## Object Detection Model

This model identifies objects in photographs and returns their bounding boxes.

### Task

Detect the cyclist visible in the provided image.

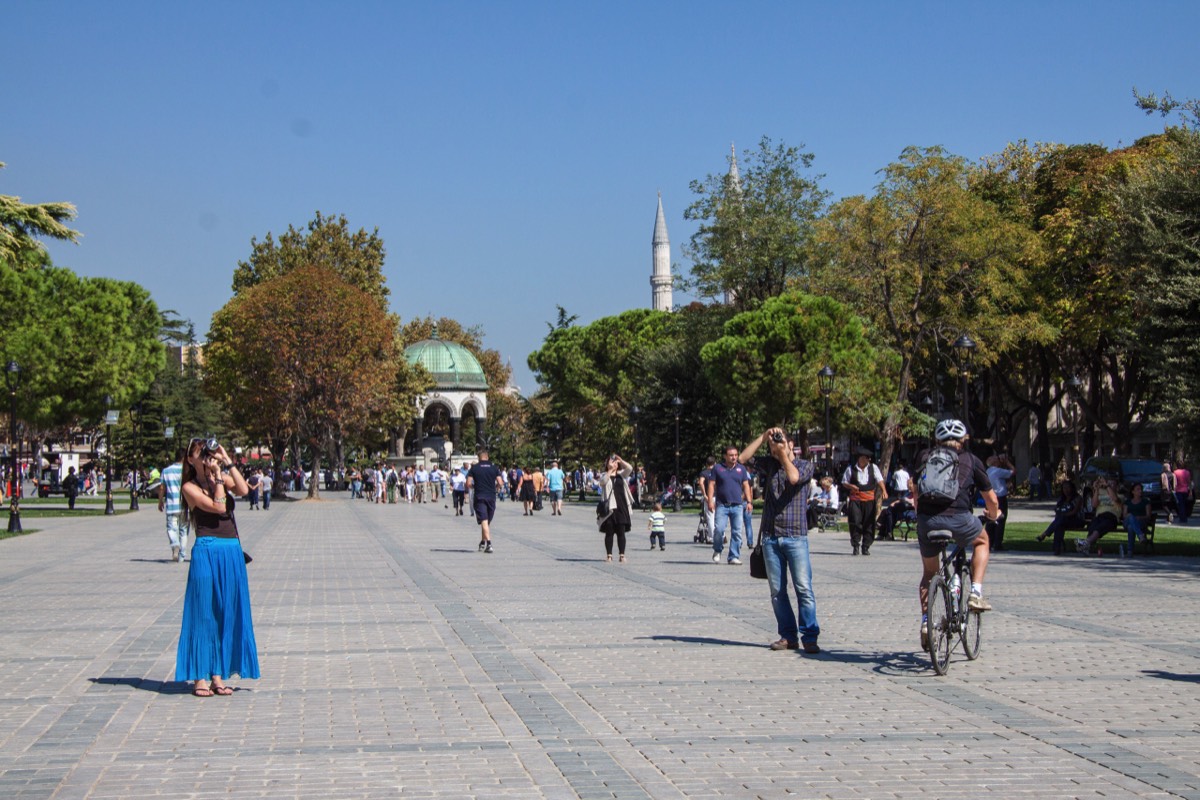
[915,419,1001,647]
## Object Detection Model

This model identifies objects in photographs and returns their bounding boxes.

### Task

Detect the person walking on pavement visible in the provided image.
[62,466,80,510]
[467,448,505,553]
[545,460,566,515]
[158,448,186,562]
[842,447,887,555]
[740,427,821,654]
[707,445,751,565]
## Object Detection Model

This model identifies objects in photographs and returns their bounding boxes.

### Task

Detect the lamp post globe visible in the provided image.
[671,396,683,512]
[818,365,836,476]
[103,395,118,515]
[576,416,585,502]
[6,360,21,534]
[953,334,977,424]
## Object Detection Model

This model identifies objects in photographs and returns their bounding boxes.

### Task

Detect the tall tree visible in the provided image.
[0,162,81,268]
[684,136,829,308]
[206,265,399,498]
[812,145,1045,472]
[232,211,389,305]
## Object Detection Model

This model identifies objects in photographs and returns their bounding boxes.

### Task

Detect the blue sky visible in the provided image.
[4,1,1198,394]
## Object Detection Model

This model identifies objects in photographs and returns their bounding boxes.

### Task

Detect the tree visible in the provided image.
[812,146,1045,472]
[205,265,400,498]
[1118,116,1200,450]
[0,162,81,268]
[684,137,829,308]
[699,292,894,448]
[232,211,389,305]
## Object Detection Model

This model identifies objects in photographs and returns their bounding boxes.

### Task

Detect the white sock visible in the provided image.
[971,582,983,595]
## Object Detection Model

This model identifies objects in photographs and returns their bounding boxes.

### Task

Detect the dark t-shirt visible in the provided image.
[710,462,750,504]
[915,448,991,516]
[468,461,502,500]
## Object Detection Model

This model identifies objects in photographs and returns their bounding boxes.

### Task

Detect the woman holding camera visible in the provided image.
[1075,477,1122,555]
[597,454,634,562]
[175,438,260,697]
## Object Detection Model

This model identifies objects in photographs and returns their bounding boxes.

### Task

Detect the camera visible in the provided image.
[770,432,786,444]
[201,437,220,456]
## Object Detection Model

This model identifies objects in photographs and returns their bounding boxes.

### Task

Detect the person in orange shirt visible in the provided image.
[841,447,888,556]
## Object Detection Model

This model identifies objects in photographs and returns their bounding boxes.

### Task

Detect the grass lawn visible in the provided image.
[1000,521,1200,557]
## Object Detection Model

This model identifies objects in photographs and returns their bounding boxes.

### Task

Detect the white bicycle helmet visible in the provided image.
[935,418,968,442]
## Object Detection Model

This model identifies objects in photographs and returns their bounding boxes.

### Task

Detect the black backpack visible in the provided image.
[918,447,961,503]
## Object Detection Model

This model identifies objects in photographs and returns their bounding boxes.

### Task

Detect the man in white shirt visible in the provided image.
[892,461,911,499]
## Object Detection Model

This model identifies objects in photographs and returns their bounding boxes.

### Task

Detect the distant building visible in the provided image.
[165,343,205,370]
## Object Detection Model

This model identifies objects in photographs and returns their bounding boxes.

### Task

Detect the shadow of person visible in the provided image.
[638,634,764,648]
[1141,669,1200,683]
[89,677,192,694]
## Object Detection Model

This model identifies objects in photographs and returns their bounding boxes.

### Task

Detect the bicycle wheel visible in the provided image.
[959,565,982,660]
[927,573,953,675]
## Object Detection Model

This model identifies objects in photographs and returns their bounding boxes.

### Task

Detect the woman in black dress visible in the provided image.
[597,454,634,562]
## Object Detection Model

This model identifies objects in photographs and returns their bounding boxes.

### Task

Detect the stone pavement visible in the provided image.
[1,494,1198,799]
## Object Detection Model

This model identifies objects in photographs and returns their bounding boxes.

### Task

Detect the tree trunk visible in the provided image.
[308,449,321,499]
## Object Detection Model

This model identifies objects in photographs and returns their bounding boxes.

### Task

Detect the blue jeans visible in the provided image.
[763,535,819,645]
[743,504,754,548]
[713,502,745,560]
[1175,492,1190,523]
[1125,514,1148,550]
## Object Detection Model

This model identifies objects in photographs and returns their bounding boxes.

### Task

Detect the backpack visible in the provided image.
[918,447,961,503]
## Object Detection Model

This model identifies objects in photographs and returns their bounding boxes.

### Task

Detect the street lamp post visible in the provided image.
[576,416,585,502]
[629,404,641,509]
[953,334,977,426]
[818,365,836,477]
[671,397,683,512]
[1067,376,1083,475]
[129,402,142,511]
[6,360,21,533]
[104,395,119,516]
[163,416,174,452]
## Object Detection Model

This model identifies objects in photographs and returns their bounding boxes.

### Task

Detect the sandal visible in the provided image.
[192,685,214,697]
[211,684,233,696]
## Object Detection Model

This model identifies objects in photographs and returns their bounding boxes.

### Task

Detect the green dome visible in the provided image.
[404,329,489,391]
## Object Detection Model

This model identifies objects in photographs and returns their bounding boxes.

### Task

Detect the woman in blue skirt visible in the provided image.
[176,438,259,697]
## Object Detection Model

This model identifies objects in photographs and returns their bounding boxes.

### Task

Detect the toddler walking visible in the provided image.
[648,502,666,551]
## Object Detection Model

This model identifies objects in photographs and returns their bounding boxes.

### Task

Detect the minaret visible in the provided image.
[724,143,741,306]
[651,192,673,312]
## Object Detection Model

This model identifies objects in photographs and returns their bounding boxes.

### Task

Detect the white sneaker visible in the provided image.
[712,553,721,563]
[728,558,742,565]
[1074,538,1089,554]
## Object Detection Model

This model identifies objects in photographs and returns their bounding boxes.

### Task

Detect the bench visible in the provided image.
[1065,513,1157,555]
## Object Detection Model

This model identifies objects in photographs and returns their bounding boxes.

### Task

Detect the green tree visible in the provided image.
[812,146,1045,471]
[232,211,389,305]
[0,162,81,268]
[206,265,400,498]
[684,136,829,308]
[1118,114,1200,449]
[699,292,893,448]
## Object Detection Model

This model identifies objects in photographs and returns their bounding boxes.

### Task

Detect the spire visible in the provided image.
[430,322,439,340]
[652,192,669,246]
[727,142,742,193]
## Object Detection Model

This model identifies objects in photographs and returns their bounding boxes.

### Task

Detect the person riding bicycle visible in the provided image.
[915,419,1001,646]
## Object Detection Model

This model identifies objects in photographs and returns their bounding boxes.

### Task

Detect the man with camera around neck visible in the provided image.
[739,428,821,654]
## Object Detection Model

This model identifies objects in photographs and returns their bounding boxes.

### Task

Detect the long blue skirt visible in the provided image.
[175,536,261,681]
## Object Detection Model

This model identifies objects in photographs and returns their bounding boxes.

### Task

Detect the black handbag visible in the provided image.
[749,540,767,579]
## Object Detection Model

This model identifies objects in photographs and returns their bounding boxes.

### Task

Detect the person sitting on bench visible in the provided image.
[1037,479,1086,555]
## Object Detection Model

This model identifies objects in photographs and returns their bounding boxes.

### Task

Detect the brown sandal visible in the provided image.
[211,684,233,696]
[192,685,214,697]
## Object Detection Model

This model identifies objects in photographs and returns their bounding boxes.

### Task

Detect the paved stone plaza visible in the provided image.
[1,495,1198,799]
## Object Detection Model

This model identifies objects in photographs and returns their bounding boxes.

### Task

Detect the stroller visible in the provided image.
[693,507,712,543]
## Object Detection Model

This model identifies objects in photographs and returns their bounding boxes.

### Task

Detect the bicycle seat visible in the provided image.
[926,529,954,544]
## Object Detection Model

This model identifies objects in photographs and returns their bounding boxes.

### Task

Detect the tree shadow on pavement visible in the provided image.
[639,635,764,648]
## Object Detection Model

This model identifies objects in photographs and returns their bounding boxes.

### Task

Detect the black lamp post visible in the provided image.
[104,395,119,515]
[629,404,641,509]
[953,334,976,424]
[6,360,21,533]
[576,416,585,502]
[1067,376,1083,474]
[671,396,683,512]
[129,402,142,511]
[818,365,836,476]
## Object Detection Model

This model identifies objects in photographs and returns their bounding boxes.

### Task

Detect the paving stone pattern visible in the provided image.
[1,495,1198,799]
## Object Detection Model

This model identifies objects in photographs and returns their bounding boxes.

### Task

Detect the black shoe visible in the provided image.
[852,547,860,556]
[484,543,493,554]
[802,641,821,654]
[478,540,486,551]
[861,549,870,556]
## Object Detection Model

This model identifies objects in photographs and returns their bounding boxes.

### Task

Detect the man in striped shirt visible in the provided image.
[157,448,186,563]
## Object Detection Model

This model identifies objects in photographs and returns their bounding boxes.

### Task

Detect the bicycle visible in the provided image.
[923,529,982,675]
